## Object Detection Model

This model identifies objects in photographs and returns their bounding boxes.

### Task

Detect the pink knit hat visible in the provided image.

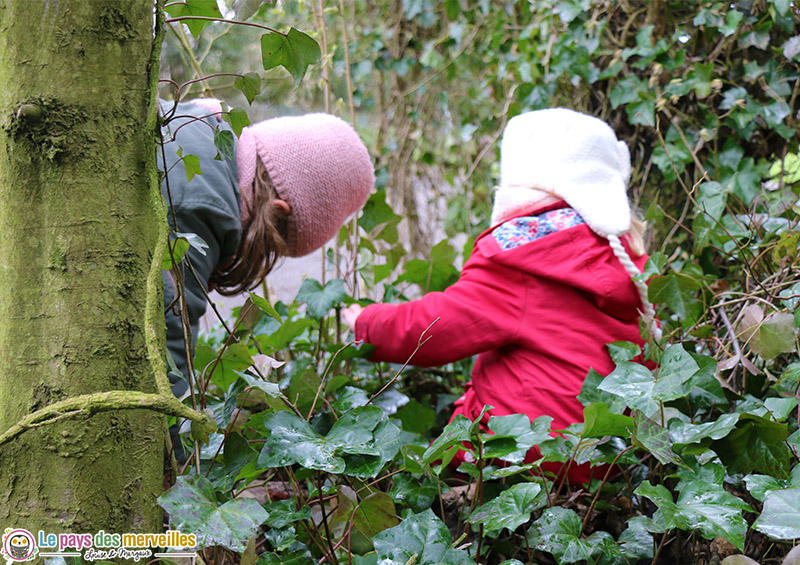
[237,114,374,257]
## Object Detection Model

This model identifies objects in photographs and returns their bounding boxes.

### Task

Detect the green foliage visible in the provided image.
[372,509,475,565]
[527,507,613,564]
[157,475,268,552]
[468,483,547,534]
[295,278,347,319]
[158,0,800,563]
[636,477,752,551]
[260,27,321,84]
[164,0,222,37]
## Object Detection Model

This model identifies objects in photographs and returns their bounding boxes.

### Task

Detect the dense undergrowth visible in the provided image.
[156,1,800,564]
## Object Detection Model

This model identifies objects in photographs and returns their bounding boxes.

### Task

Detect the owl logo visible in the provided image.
[1,528,38,562]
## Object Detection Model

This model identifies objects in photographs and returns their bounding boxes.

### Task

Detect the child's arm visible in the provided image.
[351,250,525,366]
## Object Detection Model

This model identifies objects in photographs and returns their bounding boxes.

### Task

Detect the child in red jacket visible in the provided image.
[343,108,658,484]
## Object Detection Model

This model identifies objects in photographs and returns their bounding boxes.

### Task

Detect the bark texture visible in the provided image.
[0,1,164,531]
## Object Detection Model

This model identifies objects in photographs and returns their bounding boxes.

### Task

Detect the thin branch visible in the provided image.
[307,341,355,420]
[365,318,439,405]
[166,15,282,34]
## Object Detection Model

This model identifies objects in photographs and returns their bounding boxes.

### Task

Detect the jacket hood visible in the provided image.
[475,201,646,321]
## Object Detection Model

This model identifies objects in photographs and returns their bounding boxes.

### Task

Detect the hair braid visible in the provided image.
[606,234,661,340]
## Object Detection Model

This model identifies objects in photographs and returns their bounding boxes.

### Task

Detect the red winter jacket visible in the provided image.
[355,201,646,484]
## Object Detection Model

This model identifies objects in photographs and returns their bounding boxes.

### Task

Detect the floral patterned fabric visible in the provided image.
[492,207,586,251]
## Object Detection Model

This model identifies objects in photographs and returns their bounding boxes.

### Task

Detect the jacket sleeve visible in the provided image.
[160,100,242,396]
[355,248,525,366]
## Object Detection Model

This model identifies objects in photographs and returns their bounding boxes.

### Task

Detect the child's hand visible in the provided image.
[342,304,363,332]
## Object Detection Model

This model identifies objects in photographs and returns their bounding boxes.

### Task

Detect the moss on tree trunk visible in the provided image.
[0,1,164,532]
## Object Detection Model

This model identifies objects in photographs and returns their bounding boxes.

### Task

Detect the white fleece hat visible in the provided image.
[492,108,632,237]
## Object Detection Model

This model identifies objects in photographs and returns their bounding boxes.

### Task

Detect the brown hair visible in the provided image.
[210,158,288,295]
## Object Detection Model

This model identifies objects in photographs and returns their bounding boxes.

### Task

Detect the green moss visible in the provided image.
[5,96,90,162]
[0,0,167,539]
[48,247,67,271]
[97,7,138,40]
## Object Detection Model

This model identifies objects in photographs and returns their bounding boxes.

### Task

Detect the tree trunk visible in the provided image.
[0,0,164,532]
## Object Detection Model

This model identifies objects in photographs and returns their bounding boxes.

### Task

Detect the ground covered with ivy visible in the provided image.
[157,0,799,563]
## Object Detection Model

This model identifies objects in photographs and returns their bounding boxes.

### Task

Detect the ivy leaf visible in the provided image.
[398,240,460,292]
[263,498,312,529]
[635,479,750,550]
[616,519,655,562]
[752,487,800,539]
[649,273,703,324]
[262,318,315,351]
[353,492,400,540]
[744,474,793,503]
[222,107,250,137]
[720,10,743,37]
[248,292,282,323]
[261,27,321,84]
[332,385,369,413]
[711,413,792,479]
[578,368,627,413]
[395,398,436,435]
[178,151,202,182]
[234,72,262,105]
[606,341,641,364]
[372,509,475,565]
[171,232,208,261]
[358,190,402,243]
[162,236,191,270]
[752,312,796,359]
[238,372,285,399]
[257,411,342,472]
[296,278,347,319]
[652,344,703,403]
[485,413,551,463]
[597,362,659,418]
[609,76,645,108]
[206,343,253,391]
[527,507,610,563]
[783,35,800,61]
[632,412,684,467]
[469,483,547,534]
[390,474,441,513]
[669,413,740,445]
[223,432,256,475]
[164,0,222,38]
[214,128,234,160]
[422,414,475,466]
[582,402,634,438]
[691,62,715,97]
[771,0,791,15]
[257,407,398,477]
[633,482,679,529]
[158,475,268,552]
[627,98,655,127]
[326,406,383,450]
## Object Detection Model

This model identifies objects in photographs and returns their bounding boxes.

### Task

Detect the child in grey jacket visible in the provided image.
[159,98,373,411]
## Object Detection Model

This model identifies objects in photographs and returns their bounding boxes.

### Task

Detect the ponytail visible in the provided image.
[210,159,288,295]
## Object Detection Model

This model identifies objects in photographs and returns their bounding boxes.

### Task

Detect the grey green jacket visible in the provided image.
[159,100,242,397]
